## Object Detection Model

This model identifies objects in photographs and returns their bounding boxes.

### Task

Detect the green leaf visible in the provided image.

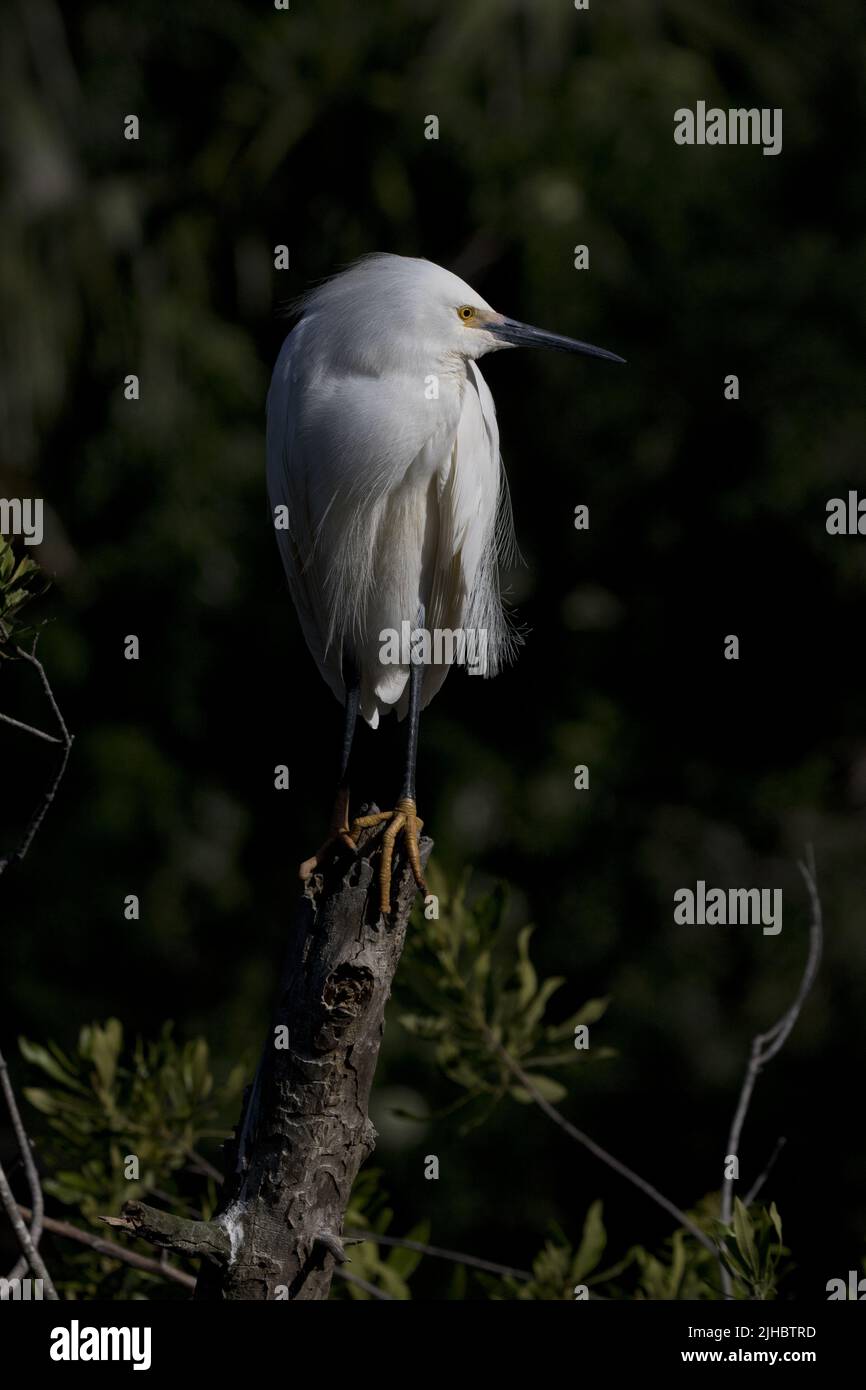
[398,1013,447,1039]
[89,1019,123,1094]
[572,1200,607,1282]
[668,1229,687,1296]
[376,1262,411,1300]
[509,1074,567,1104]
[545,997,610,1041]
[514,927,538,1008]
[472,949,491,983]
[12,555,38,584]
[386,1220,430,1280]
[22,1087,62,1115]
[19,1038,89,1093]
[733,1197,759,1277]
[518,975,565,1033]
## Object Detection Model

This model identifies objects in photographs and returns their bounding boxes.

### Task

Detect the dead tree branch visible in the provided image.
[19,1204,196,1290]
[107,815,431,1300]
[0,637,73,877]
[1,1046,46,1283]
[0,636,71,1296]
[100,1200,231,1264]
[0,1159,58,1298]
[719,846,823,1295]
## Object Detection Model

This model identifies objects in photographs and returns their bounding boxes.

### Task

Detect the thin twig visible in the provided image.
[486,1030,718,1258]
[19,639,71,740]
[719,847,823,1296]
[0,1047,45,1282]
[0,1161,58,1298]
[743,1136,787,1208]
[185,1148,224,1185]
[0,638,73,876]
[333,1266,394,1300]
[345,1229,532,1281]
[0,711,61,744]
[16,1205,195,1289]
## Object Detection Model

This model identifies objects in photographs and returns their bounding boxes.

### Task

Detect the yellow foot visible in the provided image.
[298,826,357,881]
[299,786,357,880]
[350,797,427,915]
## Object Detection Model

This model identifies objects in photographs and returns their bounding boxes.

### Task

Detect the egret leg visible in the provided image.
[298,659,361,880]
[350,615,428,914]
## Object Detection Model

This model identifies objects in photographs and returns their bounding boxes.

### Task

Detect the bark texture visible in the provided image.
[111,813,431,1300]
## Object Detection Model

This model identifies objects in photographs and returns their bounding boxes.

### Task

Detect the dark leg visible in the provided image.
[330,653,361,835]
[351,608,428,912]
[298,650,361,880]
[399,631,423,802]
[339,671,360,785]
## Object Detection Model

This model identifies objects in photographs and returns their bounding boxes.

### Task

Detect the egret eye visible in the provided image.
[458,305,475,322]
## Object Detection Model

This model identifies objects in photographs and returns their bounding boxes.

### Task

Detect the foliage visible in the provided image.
[21,1019,244,1223]
[482,1195,790,1302]
[398,867,614,1119]
[17,883,790,1301]
[337,1168,429,1301]
[0,535,45,655]
[717,1198,789,1302]
[19,1022,427,1300]
[17,1008,792,1302]
[481,1202,612,1301]
[398,874,791,1300]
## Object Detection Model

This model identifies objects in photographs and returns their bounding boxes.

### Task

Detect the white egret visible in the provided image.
[266,253,624,912]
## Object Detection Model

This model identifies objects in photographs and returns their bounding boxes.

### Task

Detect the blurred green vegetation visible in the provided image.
[2,0,865,1297]
[15,887,793,1300]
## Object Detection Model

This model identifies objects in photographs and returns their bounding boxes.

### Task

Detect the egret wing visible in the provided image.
[420,360,519,710]
[266,315,465,717]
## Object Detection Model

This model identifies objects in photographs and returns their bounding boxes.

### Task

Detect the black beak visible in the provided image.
[486,315,626,364]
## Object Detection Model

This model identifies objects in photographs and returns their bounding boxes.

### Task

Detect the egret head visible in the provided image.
[444,289,625,368]
[461,305,626,365]
[297,254,625,372]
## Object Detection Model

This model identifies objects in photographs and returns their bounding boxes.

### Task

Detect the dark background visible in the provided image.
[1,0,864,1297]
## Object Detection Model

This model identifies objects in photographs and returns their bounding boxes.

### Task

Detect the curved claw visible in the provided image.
[314,800,428,914]
[299,783,358,880]
[351,798,427,914]
[298,824,356,881]
[379,812,407,914]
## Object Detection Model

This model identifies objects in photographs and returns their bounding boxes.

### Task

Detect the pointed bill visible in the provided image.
[486,315,626,364]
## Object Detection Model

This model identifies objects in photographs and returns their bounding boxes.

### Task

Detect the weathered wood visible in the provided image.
[182,812,432,1300]
[102,1201,230,1265]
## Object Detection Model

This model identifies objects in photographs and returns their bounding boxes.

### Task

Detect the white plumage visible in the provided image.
[266,254,519,726]
[266,253,623,905]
